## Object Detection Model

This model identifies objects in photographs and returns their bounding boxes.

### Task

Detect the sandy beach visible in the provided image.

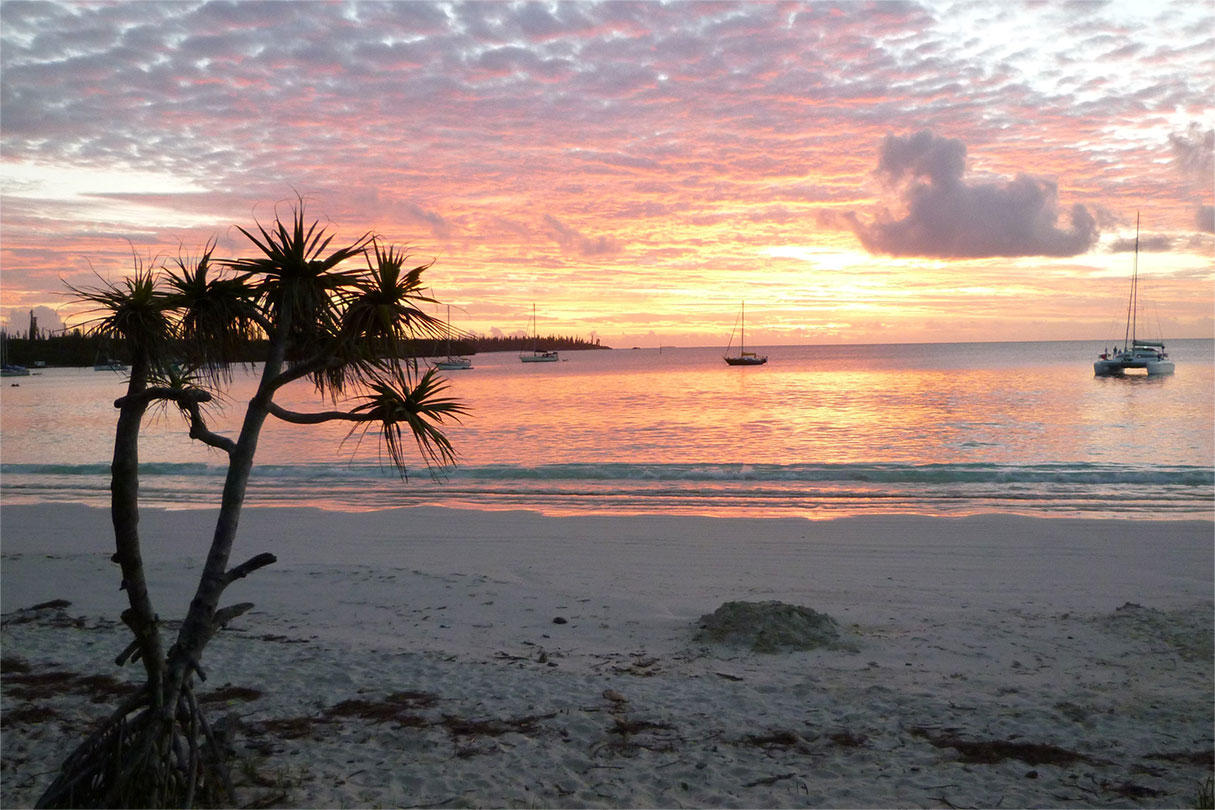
[2,504,1211,808]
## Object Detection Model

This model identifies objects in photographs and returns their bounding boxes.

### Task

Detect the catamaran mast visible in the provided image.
[1132,213,1139,346]
[1123,213,1139,350]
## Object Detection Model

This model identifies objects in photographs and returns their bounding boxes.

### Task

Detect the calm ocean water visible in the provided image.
[2,340,1212,519]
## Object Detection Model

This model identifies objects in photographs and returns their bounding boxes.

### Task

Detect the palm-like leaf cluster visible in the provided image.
[68,260,174,374]
[229,203,368,391]
[163,240,260,385]
[69,197,465,477]
[348,369,468,473]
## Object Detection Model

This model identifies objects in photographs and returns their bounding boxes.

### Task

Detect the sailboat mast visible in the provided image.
[1123,213,1139,350]
[1131,213,1139,345]
[741,301,745,354]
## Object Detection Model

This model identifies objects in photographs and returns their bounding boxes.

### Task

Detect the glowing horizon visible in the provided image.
[1,1,1211,348]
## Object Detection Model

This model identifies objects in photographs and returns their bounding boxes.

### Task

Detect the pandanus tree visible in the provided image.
[39,201,466,808]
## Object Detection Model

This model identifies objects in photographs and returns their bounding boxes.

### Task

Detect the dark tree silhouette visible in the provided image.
[38,200,467,808]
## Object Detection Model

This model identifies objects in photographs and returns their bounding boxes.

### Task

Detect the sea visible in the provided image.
[1,339,1212,520]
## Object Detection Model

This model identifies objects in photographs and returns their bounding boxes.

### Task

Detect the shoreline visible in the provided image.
[3,505,1212,807]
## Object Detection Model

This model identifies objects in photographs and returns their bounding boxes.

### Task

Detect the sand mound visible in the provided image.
[1099,601,1214,662]
[693,600,855,653]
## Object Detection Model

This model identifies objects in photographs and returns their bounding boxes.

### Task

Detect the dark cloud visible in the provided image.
[1168,124,1214,233]
[543,214,620,257]
[846,131,1099,258]
[1169,125,1214,182]
[1197,205,1215,234]
[1109,234,1175,252]
[1171,125,1215,180]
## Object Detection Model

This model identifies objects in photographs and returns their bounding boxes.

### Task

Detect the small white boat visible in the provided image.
[94,360,127,372]
[723,301,767,366]
[1094,214,1174,377]
[434,306,473,370]
[520,304,559,363]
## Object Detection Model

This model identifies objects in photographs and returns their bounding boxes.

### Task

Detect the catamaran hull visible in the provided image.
[1094,358,1175,376]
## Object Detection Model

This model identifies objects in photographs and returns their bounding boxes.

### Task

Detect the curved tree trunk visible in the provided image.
[166,325,289,709]
[108,349,166,698]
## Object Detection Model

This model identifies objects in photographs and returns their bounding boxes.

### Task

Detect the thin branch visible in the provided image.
[211,603,254,631]
[114,387,212,410]
[266,351,344,392]
[183,401,237,454]
[220,553,276,589]
[115,638,143,667]
[266,401,372,425]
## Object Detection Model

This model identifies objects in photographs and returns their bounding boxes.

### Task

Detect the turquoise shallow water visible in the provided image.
[2,339,1211,518]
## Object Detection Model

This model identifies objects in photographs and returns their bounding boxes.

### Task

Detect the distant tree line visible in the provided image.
[466,334,609,354]
[1,331,609,367]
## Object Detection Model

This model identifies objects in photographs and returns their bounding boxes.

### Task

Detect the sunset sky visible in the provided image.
[1,0,1212,348]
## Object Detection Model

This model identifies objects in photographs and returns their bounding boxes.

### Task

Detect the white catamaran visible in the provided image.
[1094,214,1174,377]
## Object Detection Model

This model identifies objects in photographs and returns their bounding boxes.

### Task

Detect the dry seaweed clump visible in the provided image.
[694,600,856,653]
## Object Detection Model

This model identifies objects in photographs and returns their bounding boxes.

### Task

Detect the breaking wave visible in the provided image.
[3,460,1211,519]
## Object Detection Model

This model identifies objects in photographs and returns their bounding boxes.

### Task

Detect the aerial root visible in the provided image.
[35,682,235,809]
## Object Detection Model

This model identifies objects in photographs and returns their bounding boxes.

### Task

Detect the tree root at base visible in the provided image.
[36,682,235,809]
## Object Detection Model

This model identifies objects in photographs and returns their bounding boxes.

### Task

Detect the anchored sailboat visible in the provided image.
[520,303,559,363]
[1094,214,1174,377]
[723,301,767,366]
[1,333,30,377]
[434,305,473,370]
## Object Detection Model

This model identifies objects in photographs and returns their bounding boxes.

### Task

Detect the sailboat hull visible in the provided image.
[1094,357,1174,376]
[1095,214,1175,377]
[521,352,559,363]
[723,301,766,366]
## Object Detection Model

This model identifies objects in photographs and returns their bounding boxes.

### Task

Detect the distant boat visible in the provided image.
[434,305,473,371]
[93,339,127,372]
[520,303,559,363]
[723,301,767,366]
[1094,214,1174,377]
[1,334,29,377]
